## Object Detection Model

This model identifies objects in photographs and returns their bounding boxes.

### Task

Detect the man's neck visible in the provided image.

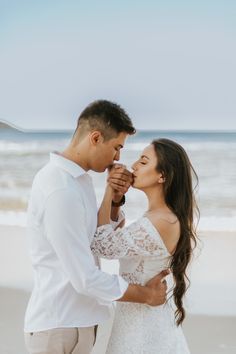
[60,148,89,172]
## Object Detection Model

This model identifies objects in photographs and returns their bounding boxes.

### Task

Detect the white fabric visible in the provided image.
[24,152,128,332]
[91,217,190,354]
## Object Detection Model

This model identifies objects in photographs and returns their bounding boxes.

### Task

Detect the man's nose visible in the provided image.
[114,151,120,161]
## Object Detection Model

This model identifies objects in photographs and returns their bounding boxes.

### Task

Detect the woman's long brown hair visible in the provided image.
[152,138,199,326]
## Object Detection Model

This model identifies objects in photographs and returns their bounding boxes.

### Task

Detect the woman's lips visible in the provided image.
[131,175,137,185]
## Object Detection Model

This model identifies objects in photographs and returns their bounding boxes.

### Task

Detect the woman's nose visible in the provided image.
[131,162,137,170]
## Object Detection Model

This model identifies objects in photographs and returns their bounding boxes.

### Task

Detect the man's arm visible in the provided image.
[44,188,128,305]
[119,270,169,306]
[44,188,168,307]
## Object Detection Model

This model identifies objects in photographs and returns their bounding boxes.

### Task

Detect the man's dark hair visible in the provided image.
[75,100,136,140]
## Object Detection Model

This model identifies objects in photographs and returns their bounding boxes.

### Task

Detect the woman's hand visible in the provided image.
[108,164,133,203]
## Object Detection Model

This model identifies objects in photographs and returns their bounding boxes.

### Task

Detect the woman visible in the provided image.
[91,138,199,354]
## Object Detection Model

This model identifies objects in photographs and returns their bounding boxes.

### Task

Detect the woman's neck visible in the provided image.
[144,187,167,213]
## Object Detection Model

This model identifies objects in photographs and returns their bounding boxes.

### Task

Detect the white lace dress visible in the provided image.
[91,216,190,354]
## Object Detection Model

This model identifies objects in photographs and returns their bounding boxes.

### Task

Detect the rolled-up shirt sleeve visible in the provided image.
[43,188,128,305]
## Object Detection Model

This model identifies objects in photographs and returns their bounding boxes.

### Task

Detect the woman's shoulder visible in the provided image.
[145,212,180,255]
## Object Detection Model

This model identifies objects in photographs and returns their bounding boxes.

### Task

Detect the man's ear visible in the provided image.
[89,131,104,146]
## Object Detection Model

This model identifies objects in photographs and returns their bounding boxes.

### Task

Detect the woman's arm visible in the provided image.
[91,216,168,260]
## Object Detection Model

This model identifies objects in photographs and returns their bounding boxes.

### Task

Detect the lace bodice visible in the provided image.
[91,216,171,285]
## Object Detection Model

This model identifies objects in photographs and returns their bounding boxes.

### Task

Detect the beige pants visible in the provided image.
[24,326,96,354]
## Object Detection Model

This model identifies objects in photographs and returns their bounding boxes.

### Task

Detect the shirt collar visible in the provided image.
[50,152,88,178]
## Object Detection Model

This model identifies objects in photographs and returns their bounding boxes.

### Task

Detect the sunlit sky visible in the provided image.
[1,0,236,131]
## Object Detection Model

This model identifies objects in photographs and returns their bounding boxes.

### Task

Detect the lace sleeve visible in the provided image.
[91,217,169,259]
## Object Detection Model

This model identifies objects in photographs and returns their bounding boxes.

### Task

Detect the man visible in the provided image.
[24,100,169,354]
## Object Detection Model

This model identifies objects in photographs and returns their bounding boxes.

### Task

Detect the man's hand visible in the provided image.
[145,269,170,306]
[108,164,133,203]
[118,269,170,306]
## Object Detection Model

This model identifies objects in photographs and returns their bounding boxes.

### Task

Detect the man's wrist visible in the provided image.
[117,284,147,304]
[111,195,126,207]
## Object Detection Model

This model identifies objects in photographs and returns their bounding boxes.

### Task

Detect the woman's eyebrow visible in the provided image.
[141,155,150,159]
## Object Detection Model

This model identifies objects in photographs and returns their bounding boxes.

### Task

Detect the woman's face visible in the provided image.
[132,144,163,190]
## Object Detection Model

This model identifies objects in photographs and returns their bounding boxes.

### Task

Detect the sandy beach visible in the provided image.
[1,287,236,354]
[0,225,236,354]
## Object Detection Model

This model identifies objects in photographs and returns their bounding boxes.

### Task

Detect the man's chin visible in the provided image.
[92,165,107,173]
[98,167,107,172]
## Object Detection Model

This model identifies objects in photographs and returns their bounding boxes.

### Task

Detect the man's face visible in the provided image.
[92,132,128,172]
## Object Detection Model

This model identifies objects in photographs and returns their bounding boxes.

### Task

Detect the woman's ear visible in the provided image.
[158,173,165,184]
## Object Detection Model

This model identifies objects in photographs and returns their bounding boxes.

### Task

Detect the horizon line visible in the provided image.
[0,120,236,134]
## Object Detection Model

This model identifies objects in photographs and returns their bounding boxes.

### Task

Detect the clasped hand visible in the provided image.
[107,164,133,202]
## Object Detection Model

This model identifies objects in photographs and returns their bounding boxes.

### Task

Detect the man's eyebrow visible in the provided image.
[141,155,150,159]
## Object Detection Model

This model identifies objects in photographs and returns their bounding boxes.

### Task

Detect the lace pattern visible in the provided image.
[106,302,190,354]
[91,217,170,260]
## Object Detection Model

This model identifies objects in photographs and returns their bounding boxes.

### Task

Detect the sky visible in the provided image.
[0,0,236,131]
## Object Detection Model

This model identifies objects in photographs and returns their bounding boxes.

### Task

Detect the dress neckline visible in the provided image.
[141,216,172,256]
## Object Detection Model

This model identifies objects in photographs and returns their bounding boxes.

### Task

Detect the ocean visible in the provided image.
[1,127,236,231]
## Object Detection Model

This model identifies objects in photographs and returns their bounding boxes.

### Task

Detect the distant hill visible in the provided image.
[0,121,17,130]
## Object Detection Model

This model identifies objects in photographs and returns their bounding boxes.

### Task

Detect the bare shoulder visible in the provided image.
[147,212,180,255]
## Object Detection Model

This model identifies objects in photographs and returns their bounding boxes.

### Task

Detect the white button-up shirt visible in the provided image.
[24,152,128,332]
